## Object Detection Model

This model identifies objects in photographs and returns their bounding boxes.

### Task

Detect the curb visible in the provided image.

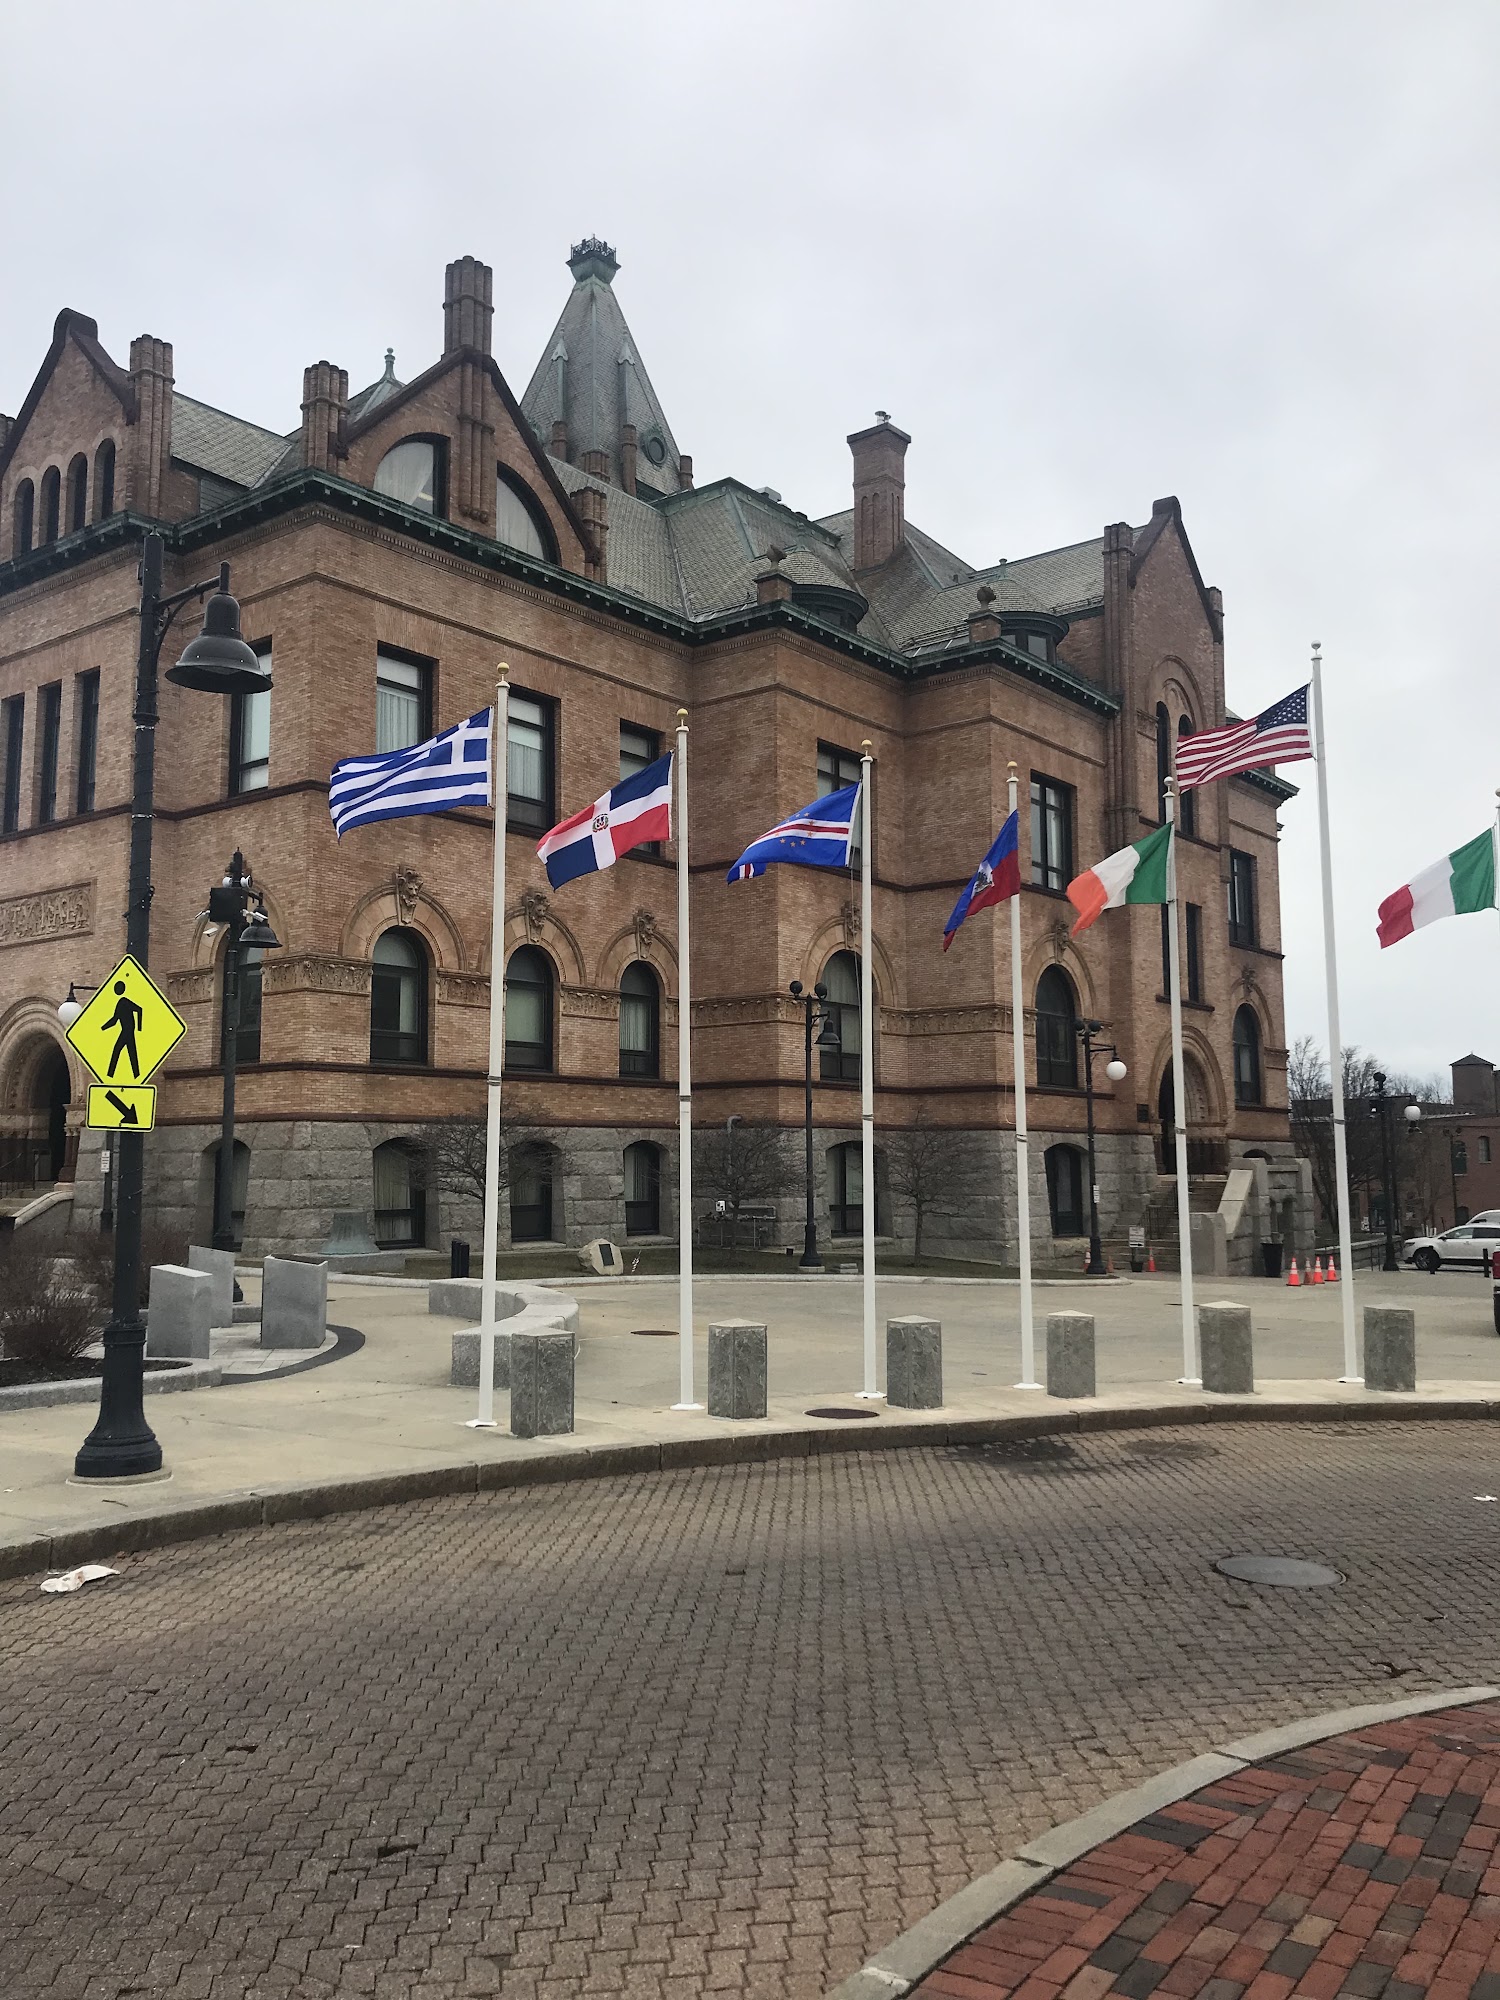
[825,1685,1500,1998]
[0,1357,223,1412]
[4,1393,1499,1583]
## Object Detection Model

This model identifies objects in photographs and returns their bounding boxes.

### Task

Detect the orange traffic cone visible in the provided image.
[1311,1256,1325,1284]
[1146,1248,1157,1272]
[1326,1255,1339,1284]
[1287,1256,1301,1287]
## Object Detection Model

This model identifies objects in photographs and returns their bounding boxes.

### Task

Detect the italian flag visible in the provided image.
[1377,828,1496,948]
[1066,823,1172,936]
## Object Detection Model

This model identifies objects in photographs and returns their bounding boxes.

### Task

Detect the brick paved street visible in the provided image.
[914,1700,1500,2000]
[4,1422,1500,1999]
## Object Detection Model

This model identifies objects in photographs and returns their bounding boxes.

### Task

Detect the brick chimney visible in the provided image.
[620,422,638,497]
[967,584,1002,644]
[300,361,348,471]
[755,548,793,604]
[574,483,609,584]
[848,412,909,571]
[443,256,494,355]
[127,336,173,517]
[678,454,693,490]
[549,419,569,460]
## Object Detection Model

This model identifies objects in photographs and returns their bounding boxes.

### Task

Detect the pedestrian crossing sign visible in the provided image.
[65,954,186,1087]
[87,1085,158,1131]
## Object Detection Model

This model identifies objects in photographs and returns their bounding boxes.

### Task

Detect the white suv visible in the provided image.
[1402,1222,1500,1273]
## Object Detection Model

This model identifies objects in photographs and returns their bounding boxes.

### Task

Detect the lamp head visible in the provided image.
[789,979,803,998]
[166,588,270,694]
[238,906,281,952]
[1105,1057,1128,1083]
[816,1012,842,1053]
[57,983,83,1028]
[1404,1102,1422,1125]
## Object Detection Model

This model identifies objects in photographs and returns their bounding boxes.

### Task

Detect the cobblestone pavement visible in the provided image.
[4,1422,1500,2000]
[915,1699,1500,2000]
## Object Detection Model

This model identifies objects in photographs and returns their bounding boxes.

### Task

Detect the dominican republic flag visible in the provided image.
[1377,828,1496,948]
[538,753,673,889]
[943,811,1020,951]
[329,708,492,838]
[1066,823,1172,935]
[1175,684,1314,791]
[727,783,860,881]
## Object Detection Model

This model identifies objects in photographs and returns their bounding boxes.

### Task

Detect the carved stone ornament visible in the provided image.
[632,907,658,959]
[165,968,215,1006]
[519,889,549,943]
[261,953,372,997]
[841,900,860,950]
[0,882,93,950]
[1048,918,1070,961]
[393,864,422,927]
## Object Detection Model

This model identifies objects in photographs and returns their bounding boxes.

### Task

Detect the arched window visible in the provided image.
[624,1141,662,1235]
[1233,1006,1262,1107]
[93,440,115,520]
[373,1140,426,1248]
[222,943,264,1066]
[1034,967,1079,1088]
[39,467,60,544]
[619,961,660,1078]
[1044,1144,1086,1237]
[66,454,88,534]
[1177,716,1196,837]
[495,466,556,562]
[819,950,863,1084]
[12,479,33,556]
[370,928,427,1065]
[374,437,445,515]
[510,1142,555,1243]
[207,1137,251,1249]
[504,945,554,1073]
[1156,703,1171,823]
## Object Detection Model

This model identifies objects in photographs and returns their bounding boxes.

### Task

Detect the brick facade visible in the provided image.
[0,248,1299,1264]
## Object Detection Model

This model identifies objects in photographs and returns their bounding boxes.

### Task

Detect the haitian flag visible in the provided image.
[537,753,673,889]
[943,811,1021,951]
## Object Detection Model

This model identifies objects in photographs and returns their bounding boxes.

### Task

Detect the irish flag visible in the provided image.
[1066,823,1172,935]
[1377,829,1496,948]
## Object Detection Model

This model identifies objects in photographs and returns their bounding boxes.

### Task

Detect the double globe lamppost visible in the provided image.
[788,979,843,1273]
[1076,1018,1128,1278]
[1369,1070,1422,1273]
[61,531,270,1481]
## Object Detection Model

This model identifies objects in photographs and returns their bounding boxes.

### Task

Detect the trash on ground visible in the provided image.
[41,1563,119,1594]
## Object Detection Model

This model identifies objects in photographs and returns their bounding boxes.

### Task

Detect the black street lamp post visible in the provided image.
[207,851,280,1257]
[72,532,270,1481]
[789,979,842,1272]
[1369,1071,1422,1273]
[1076,1018,1128,1277]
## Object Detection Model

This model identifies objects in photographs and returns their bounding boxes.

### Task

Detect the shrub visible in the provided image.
[0,1232,105,1368]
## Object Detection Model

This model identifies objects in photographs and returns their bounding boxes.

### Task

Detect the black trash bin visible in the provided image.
[1260,1240,1283,1280]
[450,1238,471,1278]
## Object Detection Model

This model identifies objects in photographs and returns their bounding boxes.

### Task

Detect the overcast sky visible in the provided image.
[5,1,1496,1084]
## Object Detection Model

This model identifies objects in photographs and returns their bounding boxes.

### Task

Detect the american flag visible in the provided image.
[1175,684,1314,792]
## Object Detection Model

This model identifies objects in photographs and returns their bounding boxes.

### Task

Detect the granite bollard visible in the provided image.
[451,1328,512,1390]
[510,1331,574,1438]
[145,1265,214,1360]
[708,1321,767,1419]
[1046,1311,1095,1398]
[260,1257,327,1350]
[1364,1304,1416,1392]
[886,1316,943,1409]
[1200,1300,1255,1394]
[187,1244,236,1327]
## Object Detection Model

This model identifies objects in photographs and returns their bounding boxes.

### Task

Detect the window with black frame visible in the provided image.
[1177,719,1196,836]
[507,692,555,834]
[1034,966,1079,1088]
[1185,903,1203,1002]
[817,741,863,865]
[829,1141,863,1235]
[36,683,60,824]
[624,1141,662,1236]
[74,670,99,814]
[504,945,554,1072]
[1045,1144,1085,1236]
[1,696,23,833]
[13,479,34,556]
[619,961,660,1077]
[1233,1006,1262,1107]
[819,950,863,1084]
[620,723,663,855]
[223,945,264,1066]
[231,647,272,793]
[66,454,88,534]
[373,1141,426,1248]
[93,440,115,520]
[1228,850,1257,947]
[510,1146,554,1243]
[369,929,428,1065]
[374,437,445,517]
[375,649,432,755]
[39,467,60,545]
[1030,774,1074,890]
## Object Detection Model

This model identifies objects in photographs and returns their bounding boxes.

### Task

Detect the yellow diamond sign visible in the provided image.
[87,1084,157,1131]
[66,955,186,1087]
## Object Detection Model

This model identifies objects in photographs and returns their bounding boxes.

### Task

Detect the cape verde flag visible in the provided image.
[943,810,1021,951]
[538,753,673,889]
[329,708,492,838]
[727,783,860,881]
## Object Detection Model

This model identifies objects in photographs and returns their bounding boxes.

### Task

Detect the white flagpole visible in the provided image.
[672,708,701,1410]
[857,741,880,1398]
[471,671,509,1427]
[1008,763,1039,1388]
[1163,780,1199,1384]
[1311,644,1360,1380]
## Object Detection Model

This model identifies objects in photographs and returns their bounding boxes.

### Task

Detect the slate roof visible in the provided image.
[171,396,290,489]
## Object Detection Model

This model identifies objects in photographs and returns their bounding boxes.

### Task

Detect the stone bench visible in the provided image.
[432,1277,580,1391]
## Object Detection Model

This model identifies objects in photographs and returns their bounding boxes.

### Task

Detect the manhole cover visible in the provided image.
[631,1328,675,1337]
[806,1406,880,1420]
[1214,1555,1344,1588]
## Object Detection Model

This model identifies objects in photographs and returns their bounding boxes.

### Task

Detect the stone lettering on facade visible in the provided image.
[0,882,93,949]
[261,953,373,997]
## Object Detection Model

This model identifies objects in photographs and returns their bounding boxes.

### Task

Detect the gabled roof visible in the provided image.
[171,395,290,488]
[0,309,134,487]
[520,241,686,497]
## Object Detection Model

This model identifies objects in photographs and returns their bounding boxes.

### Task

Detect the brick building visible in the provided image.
[0,240,1305,1266]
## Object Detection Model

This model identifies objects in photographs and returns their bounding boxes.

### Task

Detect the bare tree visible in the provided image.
[693,1121,788,1239]
[1289,1037,1445,1233]
[419,1111,556,1213]
[881,1116,988,1262]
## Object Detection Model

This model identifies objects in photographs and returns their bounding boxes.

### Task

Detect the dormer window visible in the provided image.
[494,467,555,562]
[39,467,61,545]
[374,437,445,516]
[12,479,34,557]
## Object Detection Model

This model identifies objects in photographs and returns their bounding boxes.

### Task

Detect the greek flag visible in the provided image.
[727,782,860,880]
[328,709,492,838]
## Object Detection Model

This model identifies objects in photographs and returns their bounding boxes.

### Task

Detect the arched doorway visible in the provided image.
[0,1036,73,1189]
[1157,1055,1218,1174]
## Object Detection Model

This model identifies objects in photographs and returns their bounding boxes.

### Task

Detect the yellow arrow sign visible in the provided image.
[87,1084,157,1131]
[66,954,186,1087]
